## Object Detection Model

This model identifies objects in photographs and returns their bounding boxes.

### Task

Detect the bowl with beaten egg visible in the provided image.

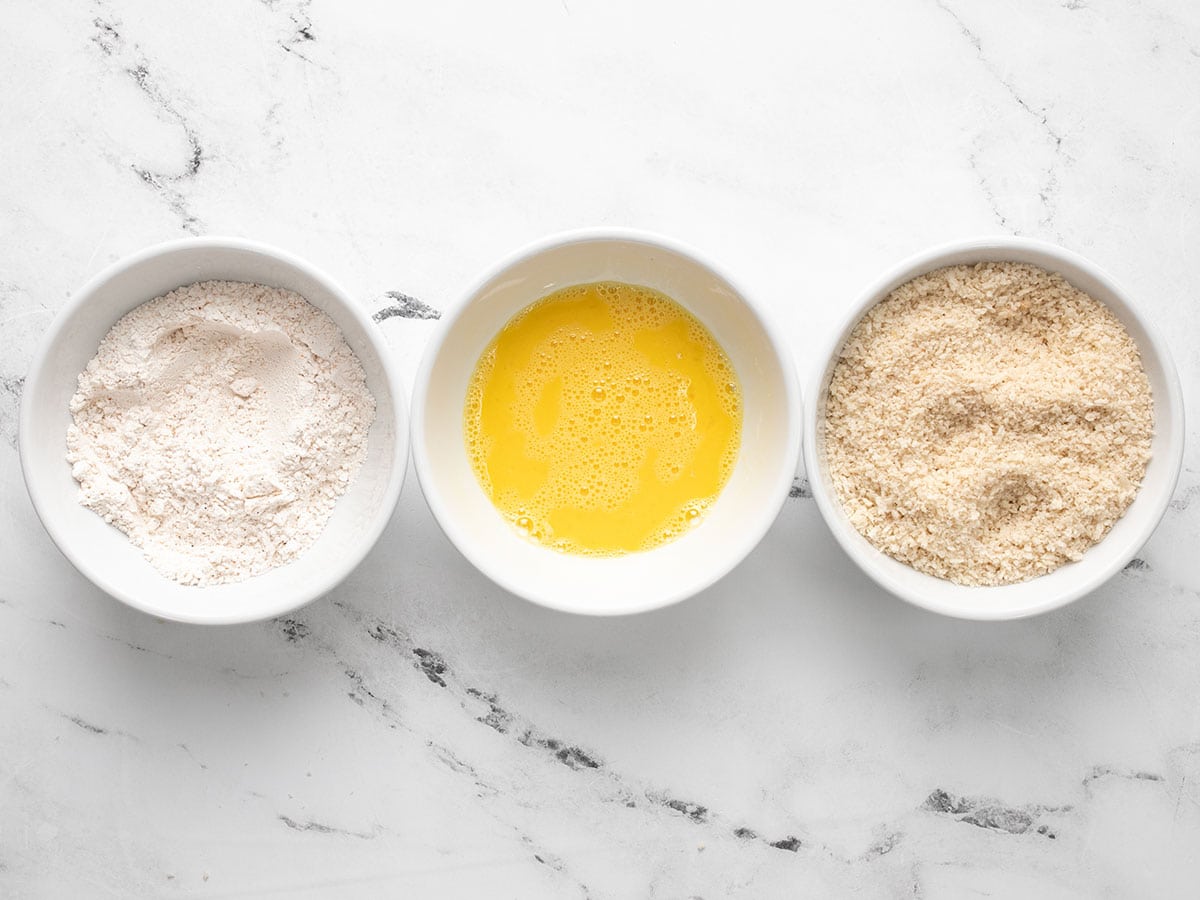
[412,228,802,615]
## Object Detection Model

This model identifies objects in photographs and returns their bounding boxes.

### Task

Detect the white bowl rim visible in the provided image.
[411,226,804,615]
[803,234,1186,621]
[18,235,410,625]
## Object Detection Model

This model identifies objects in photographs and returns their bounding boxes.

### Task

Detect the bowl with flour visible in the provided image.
[20,238,408,624]
[804,237,1184,620]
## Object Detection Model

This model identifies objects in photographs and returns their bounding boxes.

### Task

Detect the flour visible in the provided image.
[66,281,376,586]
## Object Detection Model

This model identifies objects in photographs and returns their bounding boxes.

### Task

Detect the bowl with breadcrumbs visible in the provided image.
[803,237,1184,620]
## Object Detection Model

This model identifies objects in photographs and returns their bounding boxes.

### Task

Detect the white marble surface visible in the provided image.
[2,0,1200,896]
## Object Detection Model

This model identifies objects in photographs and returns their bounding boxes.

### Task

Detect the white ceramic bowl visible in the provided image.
[19,237,408,625]
[804,236,1185,620]
[412,228,802,615]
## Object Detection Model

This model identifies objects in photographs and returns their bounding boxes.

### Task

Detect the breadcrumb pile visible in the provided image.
[823,262,1153,586]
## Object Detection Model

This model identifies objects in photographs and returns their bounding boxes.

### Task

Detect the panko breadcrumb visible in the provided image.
[822,262,1153,586]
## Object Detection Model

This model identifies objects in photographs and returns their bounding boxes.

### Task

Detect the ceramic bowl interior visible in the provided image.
[803,237,1185,620]
[20,238,408,624]
[412,230,802,615]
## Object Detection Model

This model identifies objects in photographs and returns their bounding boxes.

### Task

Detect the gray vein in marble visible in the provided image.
[412,646,449,687]
[518,732,601,771]
[923,788,1068,837]
[61,711,133,741]
[427,741,486,786]
[654,795,708,823]
[860,830,902,860]
[258,594,1198,880]
[0,375,25,449]
[341,665,402,728]
[0,281,51,324]
[788,476,812,500]
[466,687,515,734]
[1169,480,1200,511]
[519,831,593,900]
[1082,765,1165,794]
[272,612,403,729]
[768,836,802,852]
[1,305,55,459]
[267,0,328,70]
[177,743,208,771]
[90,16,204,233]
[938,1,1067,237]
[372,291,442,322]
[288,603,815,854]
[103,632,172,659]
[278,815,380,840]
[278,617,311,643]
[369,621,608,773]
[64,714,107,735]
[967,138,1013,233]
[271,610,605,889]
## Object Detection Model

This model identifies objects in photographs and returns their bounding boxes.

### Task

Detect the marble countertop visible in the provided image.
[3,1,1200,896]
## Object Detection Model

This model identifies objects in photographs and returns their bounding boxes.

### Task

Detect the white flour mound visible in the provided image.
[66,280,376,586]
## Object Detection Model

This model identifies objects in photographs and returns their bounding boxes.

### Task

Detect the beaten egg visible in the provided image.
[464,281,742,555]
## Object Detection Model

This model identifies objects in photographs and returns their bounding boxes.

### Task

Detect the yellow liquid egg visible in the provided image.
[464,281,742,555]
